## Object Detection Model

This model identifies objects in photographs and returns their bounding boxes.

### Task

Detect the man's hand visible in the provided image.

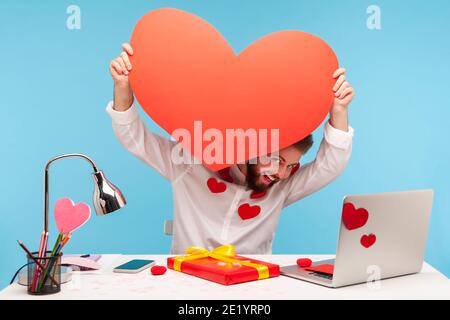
[329,68,355,132]
[110,43,134,111]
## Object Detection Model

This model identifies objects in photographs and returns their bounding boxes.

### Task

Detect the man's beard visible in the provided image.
[246,163,278,192]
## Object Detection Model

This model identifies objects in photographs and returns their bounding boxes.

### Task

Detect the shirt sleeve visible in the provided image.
[106,101,189,181]
[282,121,354,208]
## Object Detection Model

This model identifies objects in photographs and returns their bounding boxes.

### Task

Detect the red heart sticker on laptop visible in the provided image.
[129,8,338,171]
[360,234,377,248]
[342,202,369,231]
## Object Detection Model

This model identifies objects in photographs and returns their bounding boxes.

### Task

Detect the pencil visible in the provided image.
[32,231,48,291]
[37,233,65,291]
[16,240,58,287]
[32,232,44,289]
[50,235,70,285]
[61,234,71,248]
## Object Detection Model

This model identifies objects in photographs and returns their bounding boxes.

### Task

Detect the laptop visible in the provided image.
[281,189,434,288]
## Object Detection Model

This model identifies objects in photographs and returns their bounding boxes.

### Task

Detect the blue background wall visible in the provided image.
[0,0,449,289]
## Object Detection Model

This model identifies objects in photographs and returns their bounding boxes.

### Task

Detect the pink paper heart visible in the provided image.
[54,198,91,234]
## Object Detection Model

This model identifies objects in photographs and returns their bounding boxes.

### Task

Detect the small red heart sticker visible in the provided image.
[218,168,234,183]
[360,234,377,248]
[207,178,227,193]
[250,191,267,199]
[238,203,261,220]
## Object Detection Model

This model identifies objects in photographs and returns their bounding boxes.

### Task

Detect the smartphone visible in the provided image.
[113,259,155,274]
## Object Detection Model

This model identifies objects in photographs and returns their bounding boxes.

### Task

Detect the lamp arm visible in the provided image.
[43,153,99,233]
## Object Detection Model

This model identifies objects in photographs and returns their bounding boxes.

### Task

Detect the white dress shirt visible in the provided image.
[106,102,354,254]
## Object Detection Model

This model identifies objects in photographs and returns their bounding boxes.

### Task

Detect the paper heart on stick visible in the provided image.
[54,197,91,234]
[129,8,338,171]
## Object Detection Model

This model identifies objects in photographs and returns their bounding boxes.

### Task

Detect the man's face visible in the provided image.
[246,145,302,192]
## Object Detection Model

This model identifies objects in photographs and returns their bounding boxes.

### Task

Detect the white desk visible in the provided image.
[1,255,449,300]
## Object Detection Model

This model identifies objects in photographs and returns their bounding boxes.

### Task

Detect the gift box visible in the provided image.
[167,245,280,285]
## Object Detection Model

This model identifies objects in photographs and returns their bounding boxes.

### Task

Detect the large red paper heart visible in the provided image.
[342,203,369,231]
[54,198,91,234]
[360,234,377,248]
[238,203,261,220]
[130,8,338,171]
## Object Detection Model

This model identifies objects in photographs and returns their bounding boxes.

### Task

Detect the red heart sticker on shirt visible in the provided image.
[342,203,369,231]
[218,167,234,183]
[360,234,377,248]
[250,191,267,199]
[129,8,338,171]
[238,203,261,220]
[207,178,227,193]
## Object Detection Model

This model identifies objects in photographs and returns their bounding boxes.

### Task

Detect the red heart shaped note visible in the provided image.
[361,234,377,248]
[54,198,91,234]
[238,203,261,220]
[342,203,369,231]
[130,8,338,171]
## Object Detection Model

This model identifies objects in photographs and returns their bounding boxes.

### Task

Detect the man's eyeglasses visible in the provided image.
[259,155,300,175]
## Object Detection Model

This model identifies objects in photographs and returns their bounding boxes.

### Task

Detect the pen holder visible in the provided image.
[27,251,62,295]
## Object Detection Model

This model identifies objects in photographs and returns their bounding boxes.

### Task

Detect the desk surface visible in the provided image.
[1,255,449,300]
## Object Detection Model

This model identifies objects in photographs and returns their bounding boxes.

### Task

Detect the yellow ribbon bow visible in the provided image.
[173,244,270,280]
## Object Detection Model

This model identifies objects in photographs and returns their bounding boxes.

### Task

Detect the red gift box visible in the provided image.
[167,245,280,285]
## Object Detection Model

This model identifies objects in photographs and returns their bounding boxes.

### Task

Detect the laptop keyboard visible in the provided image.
[309,272,333,280]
